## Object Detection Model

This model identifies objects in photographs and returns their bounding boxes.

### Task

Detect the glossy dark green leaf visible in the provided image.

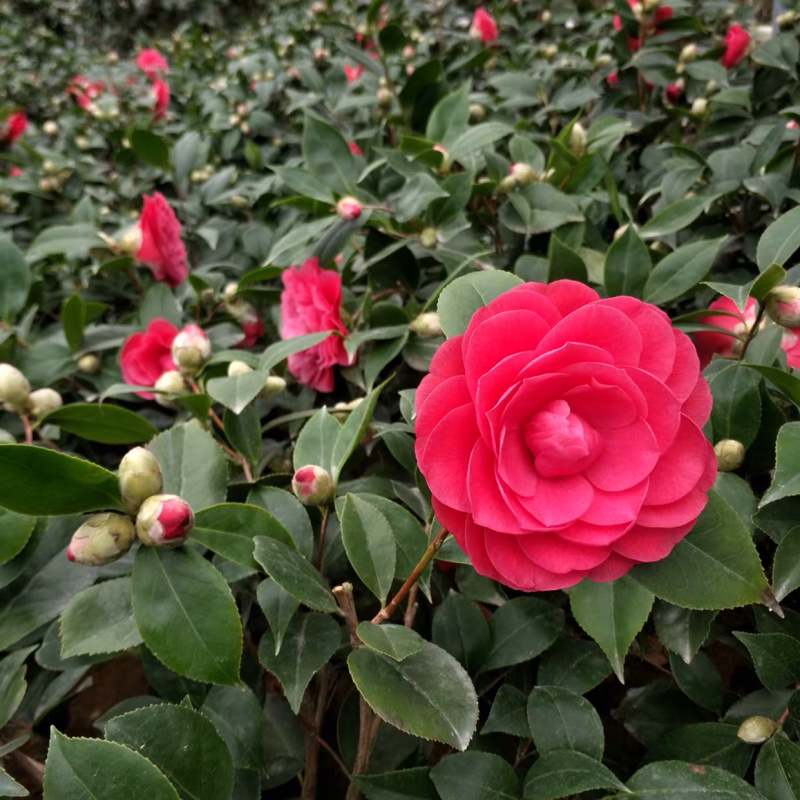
[0,764,27,796]
[481,684,530,737]
[430,751,519,800]
[548,234,588,283]
[61,293,85,351]
[0,510,36,564]
[256,578,299,656]
[651,723,754,777]
[761,422,800,507]
[353,768,438,800]
[41,403,158,444]
[605,224,650,298]
[357,622,424,661]
[432,590,490,673]
[292,407,341,475]
[0,647,35,728]
[131,547,242,686]
[331,383,385,481]
[527,686,604,760]
[28,224,103,259]
[669,651,724,713]
[639,196,713,239]
[757,205,800,270]
[223,404,260,465]
[437,271,523,338]
[303,113,356,194]
[247,485,314,560]
[537,636,612,694]
[735,632,800,690]
[755,733,800,799]
[708,364,762,449]
[643,238,725,305]
[653,601,716,664]
[773,526,800,602]
[206,369,268,415]
[0,235,31,320]
[623,760,763,798]
[130,128,171,171]
[523,750,627,800]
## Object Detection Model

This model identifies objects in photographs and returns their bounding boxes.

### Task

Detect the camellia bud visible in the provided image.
[642,0,660,11]
[714,439,745,472]
[227,360,253,377]
[0,364,31,411]
[679,43,698,63]
[118,447,163,515]
[292,465,335,506]
[28,388,62,418]
[569,122,587,157]
[336,196,362,221]
[410,312,443,337]
[541,43,558,60]
[496,175,519,194]
[376,87,393,109]
[260,375,287,399]
[402,44,416,61]
[420,227,438,249]
[332,397,364,422]
[468,103,486,122]
[67,513,136,566]
[541,9,552,24]
[223,282,239,302]
[136,494,195,547]
[42,120,59,136]
[509,162,537,185]
[78,353,101,374]
[777,10,796,27]
[691,97,708,116]
[594,53,613,68]
[765,286,800,328]
[116,226,143,256]
[154,370,187,408]
[171,324,211,375]
[737,716,780,745]
[75,136,91,151]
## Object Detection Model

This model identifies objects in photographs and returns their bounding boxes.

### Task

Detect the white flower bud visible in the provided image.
[509,162,537,186]
[737,716,780,744]
[78,354,101,374]
[171,324,211,375]
[0,364,31,410]
[420,227,438,248]
[118,447,163,515]
[569,122,587,156]
[594,53,613,68]
[154,370,187,408]
[67,513,136,566]
[691,97,708,116]
[468,103,486,122]
[715,439,745,472]
[227,360,253,377]
[410,312,443,337]
[376,87,393,109]
[260,375,287,399]
[679,43,698,63]
[116,225,142,256]
[42,121,59,136]
[28,388,62,418]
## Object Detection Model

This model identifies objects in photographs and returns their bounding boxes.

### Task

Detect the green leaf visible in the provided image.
[0,510,36,564]
[256,578,299,656]
[131,547,242,686]
[106,704,233,800]
[643,237,725,305]
[537,636,612,695]
[651,723,754,777]
[223,404,260,465]
[247,485,314,560]
[432,590,490,673]
[761,422,800,507]
[523,750,628,800]
[653,602,716,664]
[0,234,31,320]
[757,205,800,271]
[41,403,158,444]
[0,647,35,728]
[708,364,762,449]
[303,113,356,194]
[44,729,180,800]
[449,122,514,165]
[394,174,449,223]
[0,764,27,797]
[331,383,385,480]
[437,271,523,338]
[639,196,714,240]
[569,575,654,682]
[755,734,800,799]
[773,526,800,602]
[430,752,520,800]
[357,622,424,661]
[669,651,724,714]
[481,685,531,737]
[292,407,341,475]
[527,686,604,760]
[353,768,438,800]
[348,640,479,751]
[734,632,800,690]
[631,489,769,610]
[258,331,333,372]
[258,612,340,713]
[130,129,171,171]
[206,369,269,415]
[338,494,396,605]
[0,444,122,514]
[480,597,564,672]
[547,235,588,283]
[604,225,651,298]
[426,84,470,149]
[193,503,293,569]
[750,262,788,302]
[28,224,103,260]
[272,166,334,204]
[622,760,763,798]
[263,692,304,787]
[253,535,338,614]
[60,577,142,658]
[61,293,86,351]
[149,423,228,511]
[201,685,265,771]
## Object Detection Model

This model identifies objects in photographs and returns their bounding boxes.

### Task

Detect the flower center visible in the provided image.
[523,399,602,477]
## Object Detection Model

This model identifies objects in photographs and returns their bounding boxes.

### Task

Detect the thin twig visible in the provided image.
[403,584,419,628]
[316,505,331,571]
[346,697,376,800]
[333,583,361,647]
[302,666,330,800]
[315,732,351,781]
[20,415,32,445]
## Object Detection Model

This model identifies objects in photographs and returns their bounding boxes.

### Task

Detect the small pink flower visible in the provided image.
[348,141,364,157]
[336,196,362,221]
[171,324,211,373]
[607,71,618,87]
[663,80,683,104]
[66,75,105,108]
[787,120,799,130]
[237,310,264,348]
[152,78,170,120]
[135,192,188,288]
[343,64,364,83]
[470,7,498,43]
[136,48,169,79]
[8,166,23,177]
[721,24,750,69]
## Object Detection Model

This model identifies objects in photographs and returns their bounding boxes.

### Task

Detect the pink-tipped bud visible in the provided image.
[737,716,780,744]
[765,286,800,328]
[67,513,136,566]
[714,439,745,472]
[136,494,194,547]
[509,162,537,185]
[0,364,30,411]
[119,447,163,514]
[432,144,449,171]
[291,465,335,506]
[171,324,211,375]
[336,196,362,221]
[28,388,62,418]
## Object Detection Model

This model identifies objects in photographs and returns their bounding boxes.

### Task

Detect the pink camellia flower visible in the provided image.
[721,24,750,68]
[694,295,800,368]
[1,112,27,145]
[152,78,170,120]
[470,7,498,43]
[135,192,188,287]
[606,71,618,87]
[415,280,716,591]
[8,166,23,177]
[135,494,194,547]
[664,80,683,104]
[66,75,105,108]
[348,141,364,157]
[136,48,169,78]
[280,256,354,392]
[343,64,364,83]
[120,318,179,398]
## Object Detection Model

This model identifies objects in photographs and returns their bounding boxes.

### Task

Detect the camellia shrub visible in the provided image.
[5,0,800,798]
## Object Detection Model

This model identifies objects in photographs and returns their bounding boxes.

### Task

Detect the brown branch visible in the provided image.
[316,505,331,571]
[302,665,330,800]
[333,583,361,647]
[403,584,419,628]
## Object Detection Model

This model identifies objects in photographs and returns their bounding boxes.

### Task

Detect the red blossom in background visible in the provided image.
[664,80,683,104]
[152,78,170,120]
[343,64,364,83]
[613,0,672,51]
[721,24,750,68]
[2,111,27,144]
[66,75,105,108]
[135,192,188,288]
[237,311,265,348]
[348,141,364,156]
[136,48,169,78]
[119,318,179,398]
[415,281,716,591]
[280,256,353,392]
[470,7,498,43]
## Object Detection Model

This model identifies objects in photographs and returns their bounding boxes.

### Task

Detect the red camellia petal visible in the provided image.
[415,281,716,591]
[135,192,188,288]
[119,318,179,399]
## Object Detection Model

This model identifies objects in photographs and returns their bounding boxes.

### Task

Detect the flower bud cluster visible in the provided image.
[226,360,287,399]
[68,447,194,566]
[0,363,63,418]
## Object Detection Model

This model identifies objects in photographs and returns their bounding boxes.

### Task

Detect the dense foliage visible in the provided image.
[4,0,800,798]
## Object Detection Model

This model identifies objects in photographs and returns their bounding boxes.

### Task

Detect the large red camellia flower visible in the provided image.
[120,318,178,398]
[280,257,353,392]
[415,280,716,591]
[136,48,169,78]
[694,295,800,368]
[469,7,498,43]
[135,192,188,288]
[721,24,750,69]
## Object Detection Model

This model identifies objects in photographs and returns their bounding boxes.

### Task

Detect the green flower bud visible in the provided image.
[260,375,287,399]
[420,227,438,249]
[171,324,211,375]
[765,286,800,328]
[0,364,31,411]
[227,360,253,377]
[410,312,443,337]
[154,370,187,408]
[737,716,780,744]
[28,388,62,418]
[569,122,587,156]
[67,513,136,566]
[119,447,163,515]
[714,439,745,472]
[78,353,101,374]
